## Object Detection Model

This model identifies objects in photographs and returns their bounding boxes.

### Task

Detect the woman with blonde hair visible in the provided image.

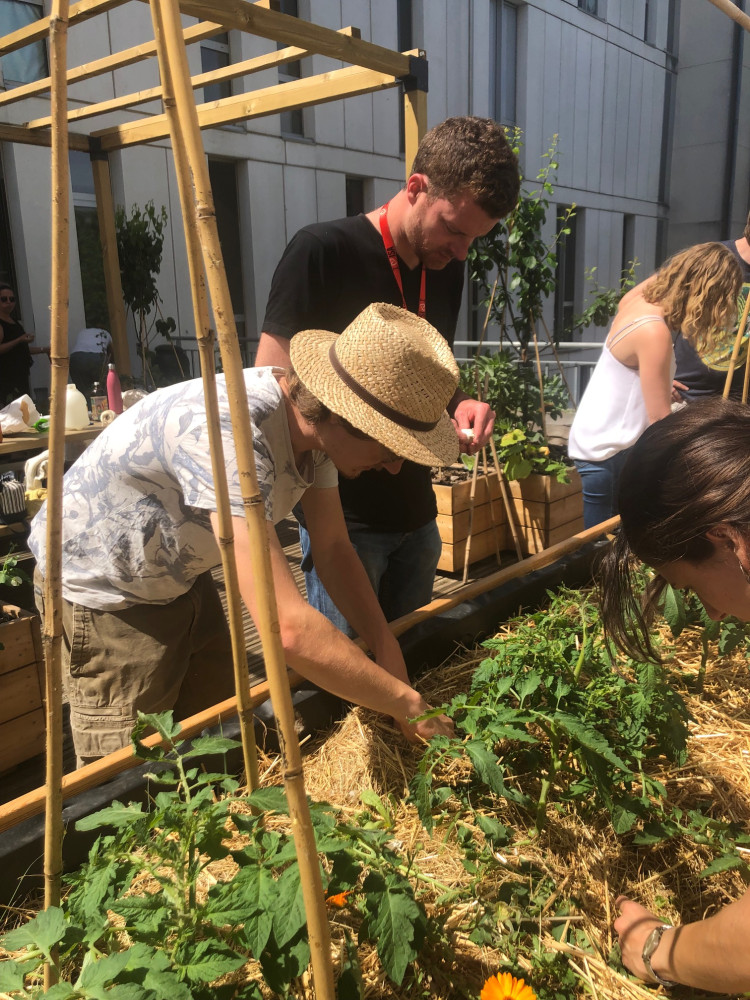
[568,242,742,527]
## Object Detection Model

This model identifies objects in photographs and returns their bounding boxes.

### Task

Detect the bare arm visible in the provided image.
[615,891,750,993]
[211,512,452,741]
[254,332,291,369]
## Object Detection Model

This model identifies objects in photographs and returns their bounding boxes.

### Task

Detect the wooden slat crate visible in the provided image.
[433,471,508,573]
[508,469,584,556]
[0,604,45,772]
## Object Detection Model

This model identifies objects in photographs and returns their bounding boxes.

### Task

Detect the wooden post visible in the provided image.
[402,50,427,179]
[90,149,131,375]
[44,0,70,987]
[151,2,336,996]
[151,3,259,791]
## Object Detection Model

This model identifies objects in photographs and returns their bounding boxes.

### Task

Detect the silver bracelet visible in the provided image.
[642,923,676,988]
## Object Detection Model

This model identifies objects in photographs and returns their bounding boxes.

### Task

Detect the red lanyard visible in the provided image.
[378,203,426,319]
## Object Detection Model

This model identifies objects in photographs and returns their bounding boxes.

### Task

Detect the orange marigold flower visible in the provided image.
[325,890,351,909]
[480,972,537,1000]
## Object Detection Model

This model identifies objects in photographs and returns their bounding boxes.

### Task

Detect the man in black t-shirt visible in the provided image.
[673,212,750,401]
[256,117,519,635]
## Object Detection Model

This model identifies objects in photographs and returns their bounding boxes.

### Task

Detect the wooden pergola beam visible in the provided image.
[170,0,411,77]
[92,62,399,151]
[0,20,225,109]
[0,0,125,55]
[24,27,362,130]
[0,121,89,150]
[706,0,750,30]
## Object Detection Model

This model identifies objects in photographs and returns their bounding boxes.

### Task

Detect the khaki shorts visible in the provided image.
[34,571,235,765]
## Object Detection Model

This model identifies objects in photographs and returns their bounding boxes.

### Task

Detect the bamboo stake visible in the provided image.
[152,3,335,996]
[705,0,750,32]
[489,435,525,561]
[151,2,259,791]
[90,154,130,376]
[0,673,298,834]
[723,290,750,399]
[481,446,503,567]
[43,0,70,988]
[461,449,482,584]
[531,319,548,439]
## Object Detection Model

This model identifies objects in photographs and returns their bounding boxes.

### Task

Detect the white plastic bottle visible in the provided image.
[65,383,90,429]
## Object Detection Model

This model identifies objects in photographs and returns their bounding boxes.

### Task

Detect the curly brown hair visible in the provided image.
[643,242,742,354]
[411,116,520,219]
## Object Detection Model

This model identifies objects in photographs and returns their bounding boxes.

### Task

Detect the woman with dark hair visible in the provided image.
[0,282,47,404]
[568,243,742,528]
[598,396,750,991]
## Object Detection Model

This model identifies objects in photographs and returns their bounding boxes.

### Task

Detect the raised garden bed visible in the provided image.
[0,604,45,773]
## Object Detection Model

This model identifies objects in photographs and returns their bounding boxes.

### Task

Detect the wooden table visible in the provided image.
[0,424,104,458]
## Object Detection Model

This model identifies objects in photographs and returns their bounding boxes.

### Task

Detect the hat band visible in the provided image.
[328,343,439,433]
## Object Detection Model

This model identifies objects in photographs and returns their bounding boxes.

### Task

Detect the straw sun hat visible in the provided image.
[289,302,460,467]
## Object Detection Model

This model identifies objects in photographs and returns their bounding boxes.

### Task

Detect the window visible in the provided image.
[578,0,599,15]
[0,148,18,289]
[70,150,108,328]
[208,158,246,352]
[554,206,578,339]
[0,0,48,87]
[200,32,231,103]
[493,1,517,126]
[345,177,365,217]
[644,0,658,44]
[622,213,635,277]
[278,0,304,137]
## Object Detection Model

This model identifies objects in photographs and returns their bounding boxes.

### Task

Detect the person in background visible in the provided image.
[255,116,520,635]
[0,282,48,404]
[567,243,742,528]
[597,397,750,993]
[69,326,112,400]
[29,304,458,765]
[672,210,750,402]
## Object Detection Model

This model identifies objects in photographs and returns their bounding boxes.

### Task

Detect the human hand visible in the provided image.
[452,397,496,454]
[614,895,668,983]
[23,333,34,344]
[398,712,454,743]
[671,379,688,403]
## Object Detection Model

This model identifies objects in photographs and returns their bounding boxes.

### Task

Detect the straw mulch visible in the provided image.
[259,618,750,1000]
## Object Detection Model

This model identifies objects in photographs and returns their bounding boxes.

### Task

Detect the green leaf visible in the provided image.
[1,907,67,961]
[183,735,242,758]
[549,712,630,773]
[177,939,246,984]
[76,802,145,832]
[0,958,26,992]
[248,785,289,815]
[272,863,308,948]
[362,883,423,985]
[336,931,364,1000]
[110,894,170,935]
[42,985,76,999]
[259,926,310,995]
[464,741,527,805]
[77,950,133,990]
[700,853,746,878]
[661,585,687,638]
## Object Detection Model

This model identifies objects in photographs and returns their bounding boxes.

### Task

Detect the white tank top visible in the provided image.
[567,314,675,462]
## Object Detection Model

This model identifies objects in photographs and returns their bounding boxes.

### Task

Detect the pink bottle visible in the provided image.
[106,363,123,414]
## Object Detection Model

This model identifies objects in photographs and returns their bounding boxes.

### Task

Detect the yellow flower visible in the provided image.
[480,972,537,1000]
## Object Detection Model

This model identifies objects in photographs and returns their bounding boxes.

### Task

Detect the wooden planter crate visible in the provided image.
[509,469,584,556]
[0,604,45,772]
[433,470,508,573]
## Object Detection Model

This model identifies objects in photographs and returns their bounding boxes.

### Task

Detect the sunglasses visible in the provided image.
[0,295,15,303]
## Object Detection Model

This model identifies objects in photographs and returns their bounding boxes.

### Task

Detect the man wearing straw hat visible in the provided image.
[255,116,520,635]
[29,303,458,764]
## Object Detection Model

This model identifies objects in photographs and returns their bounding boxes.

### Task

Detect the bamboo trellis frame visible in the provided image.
[0,1,428,996]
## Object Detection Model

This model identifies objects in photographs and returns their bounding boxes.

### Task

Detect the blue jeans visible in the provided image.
[575,450,632,529]
[299,519,443,638]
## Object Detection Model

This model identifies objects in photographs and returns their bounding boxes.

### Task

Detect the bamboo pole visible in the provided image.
[531,320,548,439]
[151,3,259,791]
[0,515,619,835]
[0,674,295,834]
[722,291,750,399]
[481,447,503,567]
[705,0,750,32]
[151,2,335,996]
[461,449,482,585]
[90,152,131,376]
[489,435,525,561]
[43,0,71,987]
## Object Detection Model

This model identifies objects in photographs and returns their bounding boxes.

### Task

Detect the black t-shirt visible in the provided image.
[673,240,750,401]
[262,214,465,532]
[0,318,32,405]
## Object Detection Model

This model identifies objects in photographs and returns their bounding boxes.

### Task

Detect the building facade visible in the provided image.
[0,0,747,401]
